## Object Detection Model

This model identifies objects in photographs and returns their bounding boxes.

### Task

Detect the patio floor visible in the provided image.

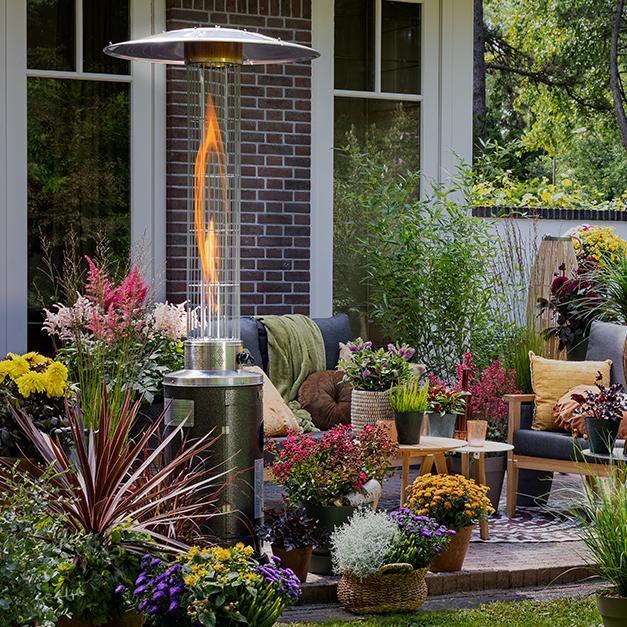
[265,468,595,617]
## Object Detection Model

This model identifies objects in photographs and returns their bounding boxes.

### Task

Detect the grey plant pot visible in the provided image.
[448,453,506,513]
[597,593,627,627]
[426,413,457,438]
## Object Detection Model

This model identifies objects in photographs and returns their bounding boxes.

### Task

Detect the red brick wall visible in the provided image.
[166,0,312,315]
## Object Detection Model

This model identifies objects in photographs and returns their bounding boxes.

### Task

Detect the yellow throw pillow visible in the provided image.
[244,366,301,437]
[529,352,612,431]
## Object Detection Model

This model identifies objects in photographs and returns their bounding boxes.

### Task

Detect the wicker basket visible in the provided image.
[337,564,428,614]
[351,389,393,433]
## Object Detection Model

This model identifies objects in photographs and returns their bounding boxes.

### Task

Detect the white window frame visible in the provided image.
[0,0,166,356]
[310,0,473,318]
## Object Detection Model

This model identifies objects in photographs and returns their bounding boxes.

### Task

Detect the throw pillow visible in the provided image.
[553,384,627,438]
[298,370,352,430]
[529,352,612,431]
[243,366,301,437]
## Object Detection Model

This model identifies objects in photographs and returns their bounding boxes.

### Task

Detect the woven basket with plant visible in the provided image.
[331,508,453,614]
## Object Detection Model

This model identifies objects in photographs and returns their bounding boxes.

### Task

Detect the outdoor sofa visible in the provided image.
[505,320,627,516]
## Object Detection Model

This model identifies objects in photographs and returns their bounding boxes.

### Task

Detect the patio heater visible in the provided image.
[104,28,319,547]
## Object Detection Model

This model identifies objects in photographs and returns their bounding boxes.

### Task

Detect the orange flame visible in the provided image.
[194,90,228,315]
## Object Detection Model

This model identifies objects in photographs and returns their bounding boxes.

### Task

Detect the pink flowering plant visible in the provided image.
[454,352,519,442]
[338,339,415,391]
[43,257,185,423]
[268,424,397,506]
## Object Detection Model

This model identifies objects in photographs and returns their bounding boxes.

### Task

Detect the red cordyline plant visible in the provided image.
[268,424,396,506]
[454,352,519,441]
[0,390,226,553]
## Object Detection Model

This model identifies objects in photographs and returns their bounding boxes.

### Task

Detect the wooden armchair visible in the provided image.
[505,394,610,517]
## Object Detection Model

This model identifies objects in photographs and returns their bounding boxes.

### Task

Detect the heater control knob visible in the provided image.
[236,349,255,367]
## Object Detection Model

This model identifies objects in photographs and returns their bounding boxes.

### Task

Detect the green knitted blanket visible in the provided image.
[257,314,326,432]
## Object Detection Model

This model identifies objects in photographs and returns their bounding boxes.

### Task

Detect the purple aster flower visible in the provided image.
[362,369,371,378]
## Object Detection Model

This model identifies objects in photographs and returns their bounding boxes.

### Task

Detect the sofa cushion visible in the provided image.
[313,313,353,370]
[513,428,588,461]
[240,316,265,370]
[585,320,627,386]
[298,370,352,430]
[529,352,611,431]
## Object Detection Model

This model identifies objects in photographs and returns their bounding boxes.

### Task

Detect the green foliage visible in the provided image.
[588,254,627,324]
[389,380,429,413]
[478,0,627,205]
[503,328,545,394]
[0,470,64,627]
[54,532,142,624]
[572,465,627,596]
[337,145,504,378]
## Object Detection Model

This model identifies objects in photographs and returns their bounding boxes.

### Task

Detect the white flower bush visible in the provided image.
[331,509,398,579]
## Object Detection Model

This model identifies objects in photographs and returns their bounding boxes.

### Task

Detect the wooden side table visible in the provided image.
[397,436,467,507]
[457,441,514,540]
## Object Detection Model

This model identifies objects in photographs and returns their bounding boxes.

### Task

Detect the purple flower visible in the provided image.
[362,369,371,378]
[114,584,125,594]
[168,600,179,613]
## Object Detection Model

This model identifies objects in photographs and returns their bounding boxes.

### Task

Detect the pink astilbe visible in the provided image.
[85,257,149,342]
[455,352,519,427]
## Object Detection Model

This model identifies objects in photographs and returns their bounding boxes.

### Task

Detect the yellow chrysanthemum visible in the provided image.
[15,371,47,398]
[5,354,30,379]
[24,352,52,368]
[43,361,68,397]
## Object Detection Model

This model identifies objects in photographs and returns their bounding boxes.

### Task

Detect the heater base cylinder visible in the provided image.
[164,370,263,550]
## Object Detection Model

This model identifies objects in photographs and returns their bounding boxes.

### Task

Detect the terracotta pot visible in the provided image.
[351,389,393,434]
[272,544,313,582]
[597,592,627,627]
[57,613,145,627]
[429,525,473,572]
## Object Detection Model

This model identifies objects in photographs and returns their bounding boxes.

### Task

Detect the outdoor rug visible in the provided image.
[469,508,582,544]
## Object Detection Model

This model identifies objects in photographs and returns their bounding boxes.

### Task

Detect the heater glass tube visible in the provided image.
[186,63,241,341]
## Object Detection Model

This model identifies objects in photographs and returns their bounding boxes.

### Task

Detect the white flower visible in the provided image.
[147,301,188,341]
[42,295,93,341]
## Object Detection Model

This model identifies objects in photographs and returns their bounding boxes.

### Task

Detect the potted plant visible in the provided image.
[424,378,466,439]
[331,508,453,614]
[389,379,429,444]
[1,390,225,625]
[268,423,396,575]
[338,339,414,433]
[573,465,627,626]
[0,351,70,461]
[571,374,627,455]
[405,473,493,572]
[132,543,301,627]
[258,506,319,582]
[445,353,520,511]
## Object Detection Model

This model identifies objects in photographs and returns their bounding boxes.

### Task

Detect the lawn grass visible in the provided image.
[287,596,601,626]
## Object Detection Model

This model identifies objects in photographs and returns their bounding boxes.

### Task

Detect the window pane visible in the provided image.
[381,1,421,94]
[334,0,375,91]
[27,0,75,71]
[83,0,130,74]
[27,78,130,350]
[333,98,420,325]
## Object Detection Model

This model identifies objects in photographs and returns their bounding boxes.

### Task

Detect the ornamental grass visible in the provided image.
[405,474,493,530]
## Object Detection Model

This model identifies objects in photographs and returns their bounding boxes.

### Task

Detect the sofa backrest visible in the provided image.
[239,313,353,373]
[585,320,627,386]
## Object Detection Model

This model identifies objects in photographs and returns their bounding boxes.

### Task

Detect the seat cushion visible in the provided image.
[240,316,264,370]
[298,370,352,430]
[529,352,611,431]
[513,428,588,461]
[312,313,353,370]
[585,320,627,386]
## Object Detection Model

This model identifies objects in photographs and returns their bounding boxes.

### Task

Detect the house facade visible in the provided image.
[0,0,472,356]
